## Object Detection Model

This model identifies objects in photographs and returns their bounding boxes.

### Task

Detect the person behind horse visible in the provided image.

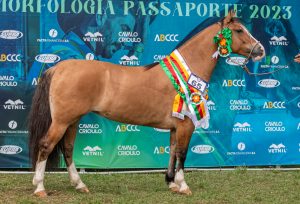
[295,54,300,63]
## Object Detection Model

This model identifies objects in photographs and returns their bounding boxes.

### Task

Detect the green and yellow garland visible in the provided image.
[213,28,233,57]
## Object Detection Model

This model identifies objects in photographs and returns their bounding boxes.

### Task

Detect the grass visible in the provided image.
[1,169,300,204]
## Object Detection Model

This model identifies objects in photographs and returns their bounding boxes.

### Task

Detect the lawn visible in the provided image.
[0,169,300,204]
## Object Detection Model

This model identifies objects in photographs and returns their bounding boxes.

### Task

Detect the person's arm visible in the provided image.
[294,54,300,63]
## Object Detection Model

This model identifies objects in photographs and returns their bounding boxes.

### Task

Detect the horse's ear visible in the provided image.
[224,10,236,25]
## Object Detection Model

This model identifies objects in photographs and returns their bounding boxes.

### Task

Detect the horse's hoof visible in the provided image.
[77,186,90,193]
[179,188,192,196]
[169,182,180,193]
[170,186,180,193]
[34,190,47,197]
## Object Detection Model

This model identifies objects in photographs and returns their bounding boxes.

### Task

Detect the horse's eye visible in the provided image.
[236,29,243,33]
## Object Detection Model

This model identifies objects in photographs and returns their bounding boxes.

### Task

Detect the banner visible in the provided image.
[0,0,299,168]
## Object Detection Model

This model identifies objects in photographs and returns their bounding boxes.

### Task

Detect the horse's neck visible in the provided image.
[177,23,220,82]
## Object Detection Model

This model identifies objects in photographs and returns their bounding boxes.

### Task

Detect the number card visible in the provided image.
[187,74,208,93]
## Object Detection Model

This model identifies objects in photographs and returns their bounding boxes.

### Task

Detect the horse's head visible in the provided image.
[221,11,265,62]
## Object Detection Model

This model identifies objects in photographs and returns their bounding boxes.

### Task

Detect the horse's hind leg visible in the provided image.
[166,129,180,192]
[33,122,68,197]
[174,119,194,195]
[62,121,89,193]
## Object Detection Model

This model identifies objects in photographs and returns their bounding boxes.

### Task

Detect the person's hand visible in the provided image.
[294,54,300,63]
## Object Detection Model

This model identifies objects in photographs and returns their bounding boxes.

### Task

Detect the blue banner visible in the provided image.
[0,0,299,168]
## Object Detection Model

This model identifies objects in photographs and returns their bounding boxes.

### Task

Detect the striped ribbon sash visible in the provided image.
[160,49,210,129]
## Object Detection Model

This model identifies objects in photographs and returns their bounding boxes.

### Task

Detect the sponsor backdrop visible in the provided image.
[0,0,299,168]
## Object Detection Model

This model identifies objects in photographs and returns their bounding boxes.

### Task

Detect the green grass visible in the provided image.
[1,170,300,204]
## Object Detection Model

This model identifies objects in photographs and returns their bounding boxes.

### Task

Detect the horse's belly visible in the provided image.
[94,88,175,129]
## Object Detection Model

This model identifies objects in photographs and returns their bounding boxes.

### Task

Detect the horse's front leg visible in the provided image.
[174,119,194,195]
[166,129,179,192]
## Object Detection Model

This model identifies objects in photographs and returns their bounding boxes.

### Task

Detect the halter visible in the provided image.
[216,21,286,76]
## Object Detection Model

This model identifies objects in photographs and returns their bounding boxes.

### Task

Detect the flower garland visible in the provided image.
[213,28,233,57]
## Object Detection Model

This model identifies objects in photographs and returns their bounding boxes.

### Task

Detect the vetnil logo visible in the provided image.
[84,32,104,42]
[268,144,286,154]
[82,146,103,157]
[119,55,140,66]
[233,122,252,132]
[269,36,289,46]
[3,99,25,110]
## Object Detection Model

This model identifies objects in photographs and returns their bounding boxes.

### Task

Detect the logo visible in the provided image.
[37,29,69,43]
[3,99,25,110]
[154,146,170,154]
[116,124,140,132]
[269,36,289,46]
[268,143,286,154]
[271,56,279,64]
[227,142,256,155]
[258,79,280,88]
[226,57,247,66]
[35,54,60,63]
[153,128,170,132]
[8,120,17,129]
[82,146,103,156]
[0,145,22,155]
[263,101,285,109]
[31,77,39,86]
[0,76,17,87]
[49,29,58,38]
[85,53,95,60]
[0,121,28,135]
[292,87,300,91]
[117,145,140,156]
[154,34,179,42]
[297,102,300,109]
[237,142,246,151]
[222,80,245,87]
[83,32,104,42]
[0,54,21,62]
[207,100,216,111]
[233,122,252,132]
[0,30,23,39]
[153,55,167,62]
[191,145,214,154]
[119,55,140,66]
[261,56,289,69]
[78,123,102,134]
[265,121,285,132]
[118,32,141,43]
[229,100,251,111]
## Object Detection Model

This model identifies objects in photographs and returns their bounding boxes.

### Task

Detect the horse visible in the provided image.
[28,11,265,197]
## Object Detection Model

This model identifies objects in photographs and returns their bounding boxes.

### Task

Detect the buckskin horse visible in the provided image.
[29,11,265,197]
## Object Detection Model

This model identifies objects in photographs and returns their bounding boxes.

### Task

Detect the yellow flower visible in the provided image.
[220,38,227,46]
[192,95,201,103]
[220,48,228,55]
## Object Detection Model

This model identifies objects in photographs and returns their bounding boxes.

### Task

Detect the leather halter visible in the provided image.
[218,21,287,76]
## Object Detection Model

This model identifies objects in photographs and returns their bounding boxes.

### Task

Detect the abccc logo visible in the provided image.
[116,124,140,132]
[154,34,179,42]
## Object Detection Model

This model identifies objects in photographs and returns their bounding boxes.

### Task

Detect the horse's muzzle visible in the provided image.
[251,43,265,62]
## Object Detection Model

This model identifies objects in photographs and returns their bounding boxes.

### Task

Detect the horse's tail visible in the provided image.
[28,71,61,170]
